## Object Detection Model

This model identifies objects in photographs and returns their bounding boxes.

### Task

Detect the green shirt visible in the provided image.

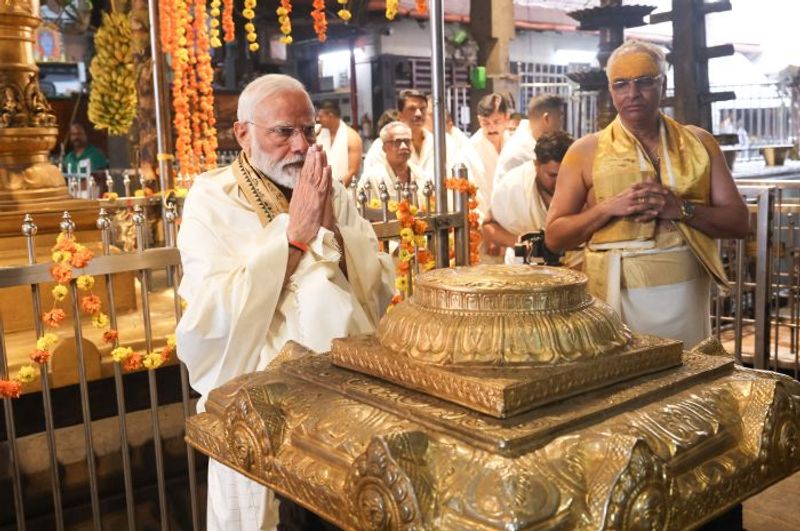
[64,144,108,173]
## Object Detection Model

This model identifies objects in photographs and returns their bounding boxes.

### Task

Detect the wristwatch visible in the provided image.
[680,200,696,221]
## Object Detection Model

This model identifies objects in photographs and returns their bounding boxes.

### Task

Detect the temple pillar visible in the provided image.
[469,0,517,123]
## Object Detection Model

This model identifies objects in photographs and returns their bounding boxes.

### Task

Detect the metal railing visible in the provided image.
[0,202,200,531]
[711,181,800,377]
[349,166,472,294]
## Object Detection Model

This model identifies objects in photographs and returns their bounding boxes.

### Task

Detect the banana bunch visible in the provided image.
[88,11,138,136]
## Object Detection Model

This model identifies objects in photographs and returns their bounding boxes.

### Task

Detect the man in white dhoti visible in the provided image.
[176,74,394,530]
[358,121,429,204]
[494,94,564,182]
[486,131,574,263]
[545,41,748,347]
[316,99,363,186]
[363,90,437,174]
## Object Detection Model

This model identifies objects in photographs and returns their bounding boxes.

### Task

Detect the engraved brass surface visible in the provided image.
[0,0,68,207]
[184,265,800,530]
[377,265,631,365]
[331,334,682,418]
[186,343,800,530]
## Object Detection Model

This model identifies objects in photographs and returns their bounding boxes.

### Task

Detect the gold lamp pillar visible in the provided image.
[0,0,70,209]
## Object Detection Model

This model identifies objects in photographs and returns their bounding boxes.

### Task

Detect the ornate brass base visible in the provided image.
[186,344,800,530]
[331,334,683,418]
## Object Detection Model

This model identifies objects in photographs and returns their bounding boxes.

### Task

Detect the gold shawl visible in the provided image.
[589,114,729,289]
[231,150,290,227]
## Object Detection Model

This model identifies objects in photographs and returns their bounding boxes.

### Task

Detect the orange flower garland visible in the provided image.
[277,0,293,45]
[415,0,428,15]
[244,0,259,51]
[160,0,218,179]
[0,232,177,399]
[337,0,351,21]
[311,0,327,42]
[159,0,175,53]
[222,0,235,42]
[388,200,435,309]
[194,0,218,168]
[446,177,481,265]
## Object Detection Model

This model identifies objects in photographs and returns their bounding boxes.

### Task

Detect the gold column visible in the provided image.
[0,0,70,209]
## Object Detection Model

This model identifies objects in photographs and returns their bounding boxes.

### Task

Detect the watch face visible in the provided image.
[683,201,695,218]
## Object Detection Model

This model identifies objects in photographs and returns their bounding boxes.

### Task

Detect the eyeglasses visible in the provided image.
[246,121,316,144]
[610,75,663,93]
[385,138,411,148]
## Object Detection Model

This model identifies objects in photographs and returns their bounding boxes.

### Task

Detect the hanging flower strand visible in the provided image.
[277,0,293,44]
[243,0,259,51]
[311,0,327,42]
[446,177,481,265]
[209,0,223,48]
[415,0,428,16]
[0,231,178,399]
[222,0,235,42]
[337,0,351,21]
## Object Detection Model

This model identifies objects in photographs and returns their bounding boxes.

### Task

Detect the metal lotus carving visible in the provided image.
[378,265,630,365]
[185,266,800,530]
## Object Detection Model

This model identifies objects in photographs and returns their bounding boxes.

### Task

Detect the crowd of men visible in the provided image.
[176,39,749,530]
[314,87,572,263]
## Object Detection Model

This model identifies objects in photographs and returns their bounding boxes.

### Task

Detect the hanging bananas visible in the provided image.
[88,12,138,136]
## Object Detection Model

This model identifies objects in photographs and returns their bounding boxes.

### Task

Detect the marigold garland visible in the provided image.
[159,0,218,179]
[159,0,175,54]
[311,0,327,42]
[277,0,293,45]
[0,233,178,399]
[222,0,235,42]
[415,0,428,15]
[388,200,435,310]
[385,0,398,20]
[446,177,481,264]
[337,0,351,21]
[244,0,260,50]
[209,0,223,48]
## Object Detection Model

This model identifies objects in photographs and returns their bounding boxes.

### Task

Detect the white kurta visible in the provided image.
[176,164,394,531]
[459,128,506,220]
[490,162,547,236]
[449,127,471,155]
[494,120,535,182]
[317,122,352,182]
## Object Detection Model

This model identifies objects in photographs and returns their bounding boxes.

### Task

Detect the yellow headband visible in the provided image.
[607,51,661,81]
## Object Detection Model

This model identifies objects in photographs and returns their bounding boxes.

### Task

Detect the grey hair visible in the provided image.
[236,74,313,122]
[606,40,668,76]
[379,121,411,143]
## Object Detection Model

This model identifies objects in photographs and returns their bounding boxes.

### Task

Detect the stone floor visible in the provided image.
[744,472,800,530]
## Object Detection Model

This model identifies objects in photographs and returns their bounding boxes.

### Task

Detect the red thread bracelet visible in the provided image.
[288,239,309,253]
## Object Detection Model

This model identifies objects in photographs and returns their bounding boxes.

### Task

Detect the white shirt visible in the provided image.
[494,119,536,182]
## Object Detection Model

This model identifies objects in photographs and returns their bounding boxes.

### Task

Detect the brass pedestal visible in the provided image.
[185,265,800,530]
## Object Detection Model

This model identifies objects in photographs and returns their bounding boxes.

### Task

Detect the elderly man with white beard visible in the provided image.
[176,74,395,530]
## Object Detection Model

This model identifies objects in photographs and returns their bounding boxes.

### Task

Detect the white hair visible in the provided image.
[606,40,668,76]
[379,121,411,143]
[236,74,313,122]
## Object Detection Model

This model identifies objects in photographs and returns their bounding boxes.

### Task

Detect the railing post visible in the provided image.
[133,205,170,530]
[21,214,64,531]
[753,188,775,370]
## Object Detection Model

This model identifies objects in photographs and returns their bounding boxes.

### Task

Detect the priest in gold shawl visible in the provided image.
[176,74,394,530]
[545,41,748,348]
